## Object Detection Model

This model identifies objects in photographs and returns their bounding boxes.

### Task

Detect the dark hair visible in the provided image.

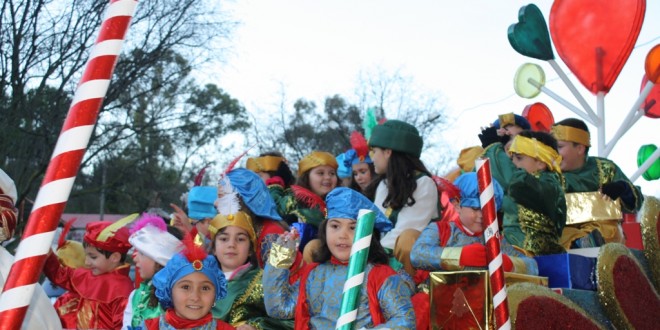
[296,167,339,197]
[554,118,590,154]
[148,263,165,307]
[166,225,184,240]
[82,241,127,263]
[381,150,433,210]
[210,226,259,268]
[313,219,389,265]
[259,151,296,187]
[348,162,376,194]
[518,130,558,151]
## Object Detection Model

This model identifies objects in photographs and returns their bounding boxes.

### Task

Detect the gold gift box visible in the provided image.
[565,192,622,225]
[504,272,548,287]
[430,271,491,330]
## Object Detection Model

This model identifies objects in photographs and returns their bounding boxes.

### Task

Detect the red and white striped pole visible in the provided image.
[475,157,511,330]
[0,1,138,327]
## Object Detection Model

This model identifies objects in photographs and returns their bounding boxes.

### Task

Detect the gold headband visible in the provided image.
[551,125,591,147]
[246,156,284,172]
[509,135,562,173]
[499,113,515,127]
[298,151,338,176]
[209,211,256,246]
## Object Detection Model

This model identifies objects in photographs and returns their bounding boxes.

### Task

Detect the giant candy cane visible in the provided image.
[475,158,511,330]
[0,1,138,327]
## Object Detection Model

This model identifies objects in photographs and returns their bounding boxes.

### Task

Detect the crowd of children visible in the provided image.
[0,113,651,329]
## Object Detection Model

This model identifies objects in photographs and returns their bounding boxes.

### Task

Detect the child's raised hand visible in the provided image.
[269,228,299,269]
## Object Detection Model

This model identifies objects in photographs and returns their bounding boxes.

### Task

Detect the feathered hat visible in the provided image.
[210,187,256,246]
[343,131,373,168]
[129,214,183,266]
[83,214,139,254]
[152,233,227,309]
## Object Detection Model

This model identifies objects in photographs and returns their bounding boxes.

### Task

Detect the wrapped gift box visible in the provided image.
[430,270,491,330]
[534,252,597,290]
[504,272,548,287]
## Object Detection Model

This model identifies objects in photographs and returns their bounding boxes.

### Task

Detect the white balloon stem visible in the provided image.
[597,92,606,157]
[528,78,595,125]
[548,60,600,125]
[630,147,660,183]
[604,110,644,157]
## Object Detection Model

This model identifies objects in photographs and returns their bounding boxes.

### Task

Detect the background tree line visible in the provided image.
[1,0,451,238]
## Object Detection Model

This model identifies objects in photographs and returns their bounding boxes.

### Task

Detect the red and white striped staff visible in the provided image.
[475,157,511,330]
[0,1,138,327]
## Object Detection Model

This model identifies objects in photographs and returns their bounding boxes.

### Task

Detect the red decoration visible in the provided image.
[522,102,555,132]
[550,0,645,94]
[641,75,660,118]
[0,1,138,327]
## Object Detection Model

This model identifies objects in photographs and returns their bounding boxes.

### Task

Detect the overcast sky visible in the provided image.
[211,0,660,196]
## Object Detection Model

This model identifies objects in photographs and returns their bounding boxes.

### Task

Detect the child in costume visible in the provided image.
[367,119,440,275]
[146,234,234,330]
[270,151,339,261]
[263,187,414,329]
[43,215,138,329]
[342,131,375,194]
[209,191,293,329]
[411,172,538,274]
[506,130,567,255]
[122,214,183,329]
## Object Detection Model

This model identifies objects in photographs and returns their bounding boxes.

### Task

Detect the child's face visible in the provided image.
[214,226,251,274]
[351,162,372,190]
[326,218,356,263]
[308,165,338,198]
[134,250,158,280]
[369,147,391,175]
[172,272,216,320]
[458,206,484,234]
[511,153,547,174]
[84,245,119,276]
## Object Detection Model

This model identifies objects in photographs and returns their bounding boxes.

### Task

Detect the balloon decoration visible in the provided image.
[550,0,646,94]
[645,44,660,83]
[507,4,554,61]
[641,75,660,118]
[523,102,555,132]
[514,63,545,98]
[637,145,660,181]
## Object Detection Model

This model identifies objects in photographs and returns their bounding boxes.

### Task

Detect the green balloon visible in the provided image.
[637,144,660,181]
[508,4,555,61]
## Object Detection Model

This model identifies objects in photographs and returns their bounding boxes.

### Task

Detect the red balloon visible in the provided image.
[641,75,660,119]
[523,102,555,132]
[550,0,645,95]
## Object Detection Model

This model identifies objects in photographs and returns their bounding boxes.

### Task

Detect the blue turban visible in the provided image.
[325,187,392,233]
[335,154,352,179]
[152,252,227,309]
[226,168,282,221]
[187,186,218,220]
[342,149,373,168]
[453,173,504,211]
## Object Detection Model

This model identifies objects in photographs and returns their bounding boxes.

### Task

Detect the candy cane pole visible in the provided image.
[0,1,138,327]
[475,158,511,330]
[336,209,375,330]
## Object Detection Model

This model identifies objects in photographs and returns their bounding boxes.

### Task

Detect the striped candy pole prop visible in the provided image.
[336,209,375,330]
[0,1,138,327]
[475,157,511,330]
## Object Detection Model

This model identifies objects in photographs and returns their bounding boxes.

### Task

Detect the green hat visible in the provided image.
[368,119,423,157]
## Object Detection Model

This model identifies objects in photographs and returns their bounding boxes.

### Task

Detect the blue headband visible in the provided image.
[152,253,227,309]
[342,149,373,168]
[454,173,504,211]
[226,168,282,221]
[325,187,392,233]
[492,114,531,130]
